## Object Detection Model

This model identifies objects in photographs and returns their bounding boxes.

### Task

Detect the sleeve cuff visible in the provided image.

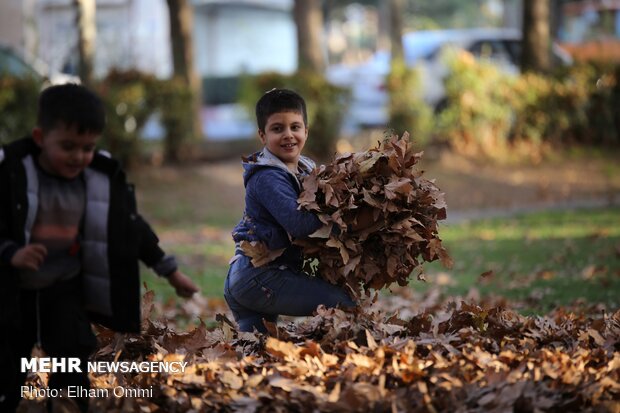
[151,254,178,278]
[0,242,19,266]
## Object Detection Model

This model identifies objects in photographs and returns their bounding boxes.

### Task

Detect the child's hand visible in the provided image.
[11,244,47,271]
[167,270,199,298]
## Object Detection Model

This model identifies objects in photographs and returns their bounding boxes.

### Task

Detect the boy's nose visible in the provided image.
[71,150,84,164]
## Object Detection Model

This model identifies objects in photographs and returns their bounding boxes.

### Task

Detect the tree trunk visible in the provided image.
[165,0,203,160]
[377,0,390,52]
[293,0,325,73]
[74,0,96,86]
[521,0,551,73]
[22,0,39,59]
[389,0,405,62]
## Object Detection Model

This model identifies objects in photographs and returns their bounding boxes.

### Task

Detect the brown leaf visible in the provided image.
[239,240,285,267]
[480,270,495,278]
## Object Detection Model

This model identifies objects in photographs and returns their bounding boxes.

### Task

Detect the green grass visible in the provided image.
[141,232,233,302]
[144,205,620,313]
[423,207,620,311]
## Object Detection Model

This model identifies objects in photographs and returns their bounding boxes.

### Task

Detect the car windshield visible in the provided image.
[402,29,523,64]
[403,32,451,64]
[0,47,42,79]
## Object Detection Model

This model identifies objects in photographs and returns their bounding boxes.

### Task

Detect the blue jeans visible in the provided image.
[224,255,356,333]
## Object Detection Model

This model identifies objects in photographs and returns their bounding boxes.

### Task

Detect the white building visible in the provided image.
[0,0,296,80]
[193,0,296,77]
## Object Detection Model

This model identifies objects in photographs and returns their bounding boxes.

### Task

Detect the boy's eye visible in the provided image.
[61,142,76,151]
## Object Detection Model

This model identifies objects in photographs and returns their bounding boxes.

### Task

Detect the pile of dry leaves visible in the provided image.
[20,291,620,412]
[296,133,452,298]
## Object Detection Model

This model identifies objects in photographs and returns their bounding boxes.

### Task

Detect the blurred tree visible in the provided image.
[74,0,95,86]
[165,0,203,161]
[521,0,551,73]
[377,1,390,51]
[386,0,432,142]
[294,0,326,73]
[390,0,405,61]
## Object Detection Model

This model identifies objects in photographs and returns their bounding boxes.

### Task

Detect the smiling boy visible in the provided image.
[224,88,355,333]
[0,84,198,412]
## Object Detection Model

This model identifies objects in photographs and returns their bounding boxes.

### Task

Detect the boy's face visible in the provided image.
[32,123,99,179]
[259,111,308,171]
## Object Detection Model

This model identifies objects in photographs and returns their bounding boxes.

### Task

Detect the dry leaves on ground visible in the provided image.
[21,291,620,413]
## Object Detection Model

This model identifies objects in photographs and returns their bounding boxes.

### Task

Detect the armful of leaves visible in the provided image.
[296,132,452,298]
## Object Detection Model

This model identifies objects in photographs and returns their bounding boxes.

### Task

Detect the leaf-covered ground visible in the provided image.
[20,289,620,412]
[18,145,620,412]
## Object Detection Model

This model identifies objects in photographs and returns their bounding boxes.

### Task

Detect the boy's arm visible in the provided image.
[135,215,198,297]
[0,238,20,267]
[166,270,199,297]
[135,214,167,267]
[252,170,323,239]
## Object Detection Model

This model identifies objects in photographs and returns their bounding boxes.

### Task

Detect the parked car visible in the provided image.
[0,44,80,85]
[327,28,573,131]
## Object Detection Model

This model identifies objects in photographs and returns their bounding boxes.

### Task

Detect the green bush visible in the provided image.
[239,71,350,161]
[437,52,620,160]
[437,50,516,157]
[152,77,194,163]
[579,62,619,144]
[95,70,158,167]
[96,70,196,167]
[1,71,196,166]
[511,62,618,147]
[386,57,433,146]
[0,75,43,144]
[614,65,620,141]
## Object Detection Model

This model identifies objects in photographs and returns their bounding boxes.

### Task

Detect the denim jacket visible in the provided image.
[232,148,322,270]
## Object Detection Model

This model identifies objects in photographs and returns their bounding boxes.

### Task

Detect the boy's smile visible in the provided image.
[33,123,99,179]
[259,111,308,172]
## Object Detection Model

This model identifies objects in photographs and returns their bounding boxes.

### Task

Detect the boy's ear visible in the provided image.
[258,129,266,145]
[32,127,44,146]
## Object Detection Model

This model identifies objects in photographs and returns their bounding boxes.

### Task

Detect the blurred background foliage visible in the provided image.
[386,57,433,146]
[0,70,196,168]
[3,57,618,164]
[2,0,620,166]
[0,75,42,144]
[95,70,159,167]
[438,54,620,161]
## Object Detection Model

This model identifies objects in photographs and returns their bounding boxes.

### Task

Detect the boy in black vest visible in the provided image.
[0,84,198,412]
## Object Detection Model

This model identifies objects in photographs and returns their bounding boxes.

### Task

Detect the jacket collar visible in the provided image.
[242,147,315,188]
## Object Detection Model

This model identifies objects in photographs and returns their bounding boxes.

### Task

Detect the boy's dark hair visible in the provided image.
[255,88,307,132]
[37,83,106,134]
